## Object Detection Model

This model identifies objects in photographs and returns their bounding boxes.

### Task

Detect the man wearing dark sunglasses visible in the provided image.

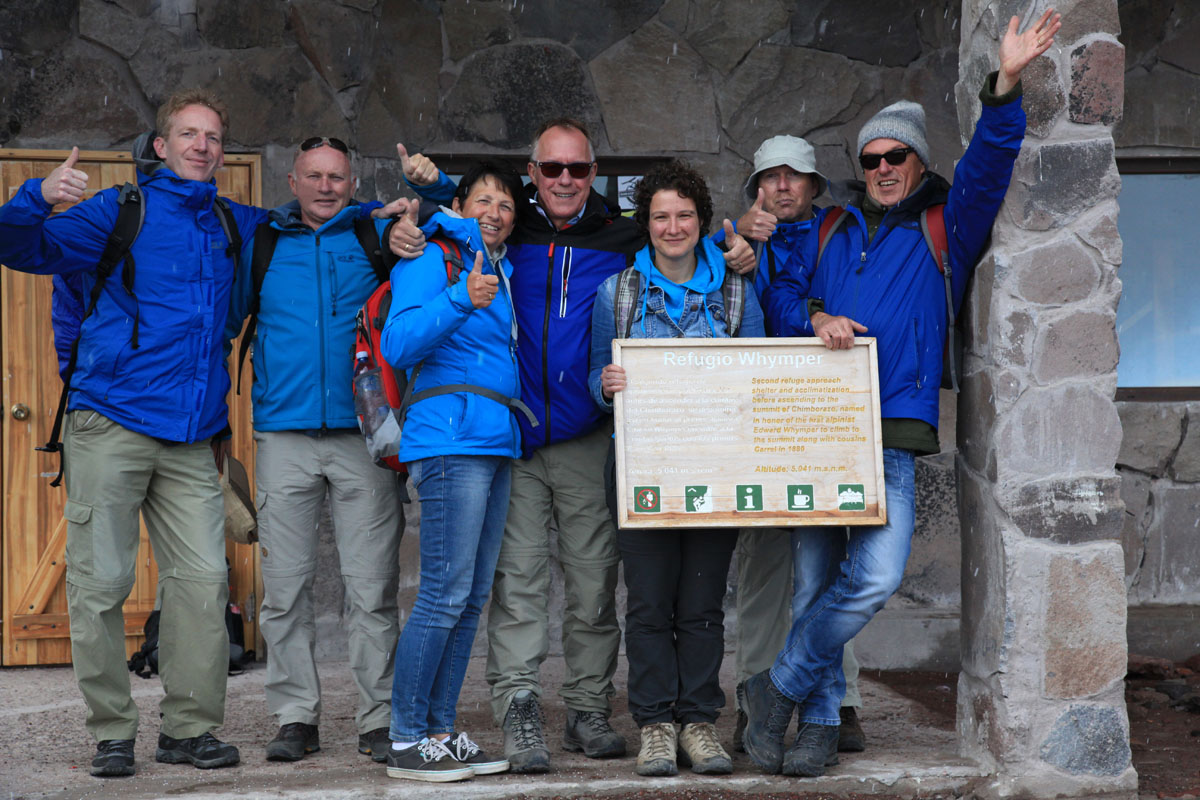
[224,135,408,766]
[748,7,1063,779]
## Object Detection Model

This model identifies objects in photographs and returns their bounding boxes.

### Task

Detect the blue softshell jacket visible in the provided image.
[227,200,389,432]
[411,175,643,458]
[765,90,1026,429]
[380,211,521,462]
[0,169,265,442]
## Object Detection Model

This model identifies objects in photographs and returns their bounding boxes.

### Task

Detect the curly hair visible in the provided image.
[633,159,714,239]
[156,88,229,140]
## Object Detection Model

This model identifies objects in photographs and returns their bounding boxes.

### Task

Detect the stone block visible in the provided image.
[1020,55,1065,138]
[897,47,967,178]
[958,472,1009,677]
[790,0,921,67]
[514,0,660,62]
[439,42,601,150]
[1158,13,1200,75]
[443,0,516,62]
[1008,138,1120,231]
[1115,401,1183,475]
[992,301,1034,370]
[0,0,75,55]
[354,0,441,156]
[1055,0,1121,46]
[1116,66,1200,149]
[1007,476,1124,544]
[655,0,788,75]
[197,0,290,49]
[994,385,1121,479]
[1069,39,1124,127]
[1039,704,1130,776]
[1032,310,1118,383]
[287,0,374,92]
[80,0,158,59]
[1077,200,1122,266]
[1117,468,1150,588]
[1117,0,1170,71]
[1172,402,1200,482]
[1138,483,1200,604]
[900,453,962,606]
[718,45,880,164]
[1044,548,1127,698]
[956,368,995,477]
[590,22,719,154]
[1012,237,1101,306]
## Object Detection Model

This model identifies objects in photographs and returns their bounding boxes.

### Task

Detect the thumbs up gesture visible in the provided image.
[466,250,500,309]
[397,142,439,187]
[736,187,777,242]
[387,197,426,259]
[720,218,756,275]
[41,147,89,207]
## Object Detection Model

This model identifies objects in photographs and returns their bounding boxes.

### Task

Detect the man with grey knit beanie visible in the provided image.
[745,5,1063,780]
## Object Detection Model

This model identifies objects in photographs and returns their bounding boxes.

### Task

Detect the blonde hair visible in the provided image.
[156,88,230,140]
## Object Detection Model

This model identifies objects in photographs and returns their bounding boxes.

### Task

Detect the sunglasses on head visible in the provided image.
[858,147,914,171]
[299,136,349,154]
[535,161,594,179]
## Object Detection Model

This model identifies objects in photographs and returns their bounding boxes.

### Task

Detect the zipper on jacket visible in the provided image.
[559,246,572,318]
[315,233,328,425]
[541,241,555,444]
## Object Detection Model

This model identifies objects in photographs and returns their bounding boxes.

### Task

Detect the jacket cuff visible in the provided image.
[807,298,825,320]
[980,70,1023,107]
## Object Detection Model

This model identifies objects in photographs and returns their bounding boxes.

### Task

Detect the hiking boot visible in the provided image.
[386,737,474,782]
[635,722,678,777]
[265,722,319,762]
[155,731,240,769]
[677,722,732,775]
[737,671,795,774]
[563,708,626,758]
[838,706,866,752]
[90,739,135,777]
[782,722,840,777]
[732,708,747,753]
[501,690,550,774]
[357,727,390,763]
[445,731,509,775]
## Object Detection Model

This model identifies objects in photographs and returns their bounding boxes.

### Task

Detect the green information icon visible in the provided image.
[685,486,712,513]
[735,484,764,512]
[787,484,815,512]
[837,484,866,511]
[633,486,661,513]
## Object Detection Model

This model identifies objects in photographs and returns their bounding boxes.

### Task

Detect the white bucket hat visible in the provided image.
[743,135,828,200]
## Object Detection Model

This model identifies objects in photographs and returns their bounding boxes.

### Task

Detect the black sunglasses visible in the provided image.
[299,136,349,154]
[535,161,594,179]
[858,147,914,171]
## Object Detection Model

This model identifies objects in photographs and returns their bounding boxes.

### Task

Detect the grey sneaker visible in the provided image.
[838,706,866,752]
[446,731,509,775]
[501,690,550,774]
[635,722,678,777]
[386,737,474,782]
[782,722,840,777]
[677,722,732,775]
[563,709,626,758]
[737,671,795,774]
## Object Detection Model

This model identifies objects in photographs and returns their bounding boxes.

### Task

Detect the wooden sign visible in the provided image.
[612,338,885,529]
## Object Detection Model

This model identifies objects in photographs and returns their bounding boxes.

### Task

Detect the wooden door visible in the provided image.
[1,148,263,666]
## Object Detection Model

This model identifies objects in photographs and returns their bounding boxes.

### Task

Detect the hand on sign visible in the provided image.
[811,311,867,350]
[466,250,499,309]
[41,147,89,206]
[601,363,626,400]
[388,198,426,259]
[736,188,777,242]
[397,142,440,187]
[721,219,756,275]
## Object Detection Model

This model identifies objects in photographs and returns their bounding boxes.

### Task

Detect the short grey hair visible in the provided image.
[529,117,596,163]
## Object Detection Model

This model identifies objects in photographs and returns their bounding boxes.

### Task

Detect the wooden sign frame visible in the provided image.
[612,337,885,529]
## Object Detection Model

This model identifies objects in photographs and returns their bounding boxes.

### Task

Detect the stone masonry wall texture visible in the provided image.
[954,0,1135,797]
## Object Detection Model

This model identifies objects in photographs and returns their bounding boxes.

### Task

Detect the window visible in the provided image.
[1115,159,1200,396]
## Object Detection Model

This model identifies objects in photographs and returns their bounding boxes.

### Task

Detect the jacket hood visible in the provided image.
[138,166,219,209]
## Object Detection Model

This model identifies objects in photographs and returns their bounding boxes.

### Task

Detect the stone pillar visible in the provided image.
[954,2,1134,797]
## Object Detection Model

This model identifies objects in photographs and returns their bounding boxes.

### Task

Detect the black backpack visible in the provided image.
[39,182,242,485]
[128,601,252,678]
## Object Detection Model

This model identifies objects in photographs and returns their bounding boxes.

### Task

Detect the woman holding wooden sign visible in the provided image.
[588,160,765,778]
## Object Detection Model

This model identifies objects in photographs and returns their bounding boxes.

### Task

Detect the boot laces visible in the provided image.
[642,724,674,761]
[507,696,547,750]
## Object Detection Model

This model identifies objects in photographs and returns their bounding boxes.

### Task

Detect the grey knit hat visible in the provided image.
[742,135,828,201]
[857,100,929,167]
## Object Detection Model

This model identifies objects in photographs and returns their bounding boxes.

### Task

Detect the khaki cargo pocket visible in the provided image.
[63,499,95,575]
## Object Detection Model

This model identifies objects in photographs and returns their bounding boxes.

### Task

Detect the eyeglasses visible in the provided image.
[858,147,914,171]
[535,161,594,179]
[299,136,349,154]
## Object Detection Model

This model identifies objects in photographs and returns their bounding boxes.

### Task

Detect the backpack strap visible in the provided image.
[428,237,464,284]
[213,197,242,261]
[919,204,957,391]
[719,268,746,336]
[613,266,642,338]
[815,206,849,271]
[353,216,391,284]
[38,182,145,486]
[235,222,281,393]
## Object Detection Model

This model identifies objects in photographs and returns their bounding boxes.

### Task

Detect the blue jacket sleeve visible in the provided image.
[380,247,477,370]
[588,275,618,412]
[0,179,117,275]
[737,278,767,338]
[406,172,457,207]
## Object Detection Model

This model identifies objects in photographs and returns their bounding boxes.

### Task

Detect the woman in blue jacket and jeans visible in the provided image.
[380,161,526,782]
[589,160,765,778]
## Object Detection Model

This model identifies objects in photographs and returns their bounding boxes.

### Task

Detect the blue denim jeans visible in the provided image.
[389,455,510,740]
[771,447,916,724]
